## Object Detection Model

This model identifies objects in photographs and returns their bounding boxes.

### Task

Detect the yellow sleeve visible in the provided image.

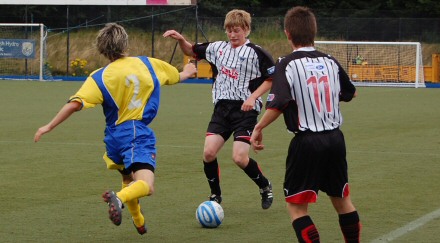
[148,58,180,86]
[69,75,103,109]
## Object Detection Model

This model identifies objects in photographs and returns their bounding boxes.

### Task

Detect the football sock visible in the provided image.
[243,158,269,188]
[339,211,361,243]
[117,180,150,203]
[203,159,221,196]
[292,215,320,243]
[122,182,145,227]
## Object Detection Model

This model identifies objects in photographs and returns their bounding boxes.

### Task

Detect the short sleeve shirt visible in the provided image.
[267,47,356,133]
[193,40,275,111]
[69,56,180,125]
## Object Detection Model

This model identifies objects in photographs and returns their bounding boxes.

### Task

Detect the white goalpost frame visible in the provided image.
[0,23,47,81]
[314,41,425,88]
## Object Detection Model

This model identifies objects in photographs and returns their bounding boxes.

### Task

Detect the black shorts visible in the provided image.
[283,129,350,204]
[207,100,258,144]
[118,163,155,175]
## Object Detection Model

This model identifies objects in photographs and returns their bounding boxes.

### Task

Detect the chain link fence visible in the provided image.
[2,6,438,76]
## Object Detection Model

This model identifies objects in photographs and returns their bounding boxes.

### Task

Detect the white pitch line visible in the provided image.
[370,208,440,242]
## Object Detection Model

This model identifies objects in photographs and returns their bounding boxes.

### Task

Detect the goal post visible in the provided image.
[0,23,53,81]
[314,41,424,88]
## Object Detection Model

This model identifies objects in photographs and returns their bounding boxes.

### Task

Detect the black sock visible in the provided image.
[243,158,269,188]
[292,215,320,243]
[203,159,221,196]
[339,211,361,243]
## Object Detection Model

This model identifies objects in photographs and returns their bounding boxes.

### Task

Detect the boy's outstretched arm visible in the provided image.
[34,101,82,142]
[163,30,195,57]
[179,63,197,81]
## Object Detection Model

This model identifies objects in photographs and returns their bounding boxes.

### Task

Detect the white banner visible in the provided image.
[0,0,195,5]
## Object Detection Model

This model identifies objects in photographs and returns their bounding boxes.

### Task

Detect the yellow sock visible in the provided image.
[128,201,145,227]
[122,182,145,227]
[117,180,150,203]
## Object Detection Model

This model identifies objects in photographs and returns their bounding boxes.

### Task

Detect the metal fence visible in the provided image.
[1,6,438,43]
[2,6,438,77]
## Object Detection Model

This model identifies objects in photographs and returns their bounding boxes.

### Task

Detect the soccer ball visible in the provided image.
[195,201,224,228]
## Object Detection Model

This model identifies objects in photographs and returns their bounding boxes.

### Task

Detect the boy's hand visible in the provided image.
[34,125,51,142]
[163,30,184,41]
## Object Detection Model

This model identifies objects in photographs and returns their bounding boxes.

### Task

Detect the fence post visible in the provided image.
[433,54,440,83]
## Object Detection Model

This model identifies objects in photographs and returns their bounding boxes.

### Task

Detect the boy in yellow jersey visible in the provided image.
[34,23,197,235]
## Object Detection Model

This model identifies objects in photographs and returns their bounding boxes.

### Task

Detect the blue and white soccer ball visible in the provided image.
[195,201,224,228]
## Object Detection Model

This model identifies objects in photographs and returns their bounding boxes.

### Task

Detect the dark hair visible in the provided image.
[284,6,317,46]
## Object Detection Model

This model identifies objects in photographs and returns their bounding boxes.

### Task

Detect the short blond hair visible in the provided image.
[224,9,251,36]
[96,23,128,61]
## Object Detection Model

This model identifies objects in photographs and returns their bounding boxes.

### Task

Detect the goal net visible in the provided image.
[0,23,53,81]
[314,41,424,88]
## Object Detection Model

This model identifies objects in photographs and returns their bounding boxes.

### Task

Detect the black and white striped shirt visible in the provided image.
[266,47,356,133]
[194,40,275,112]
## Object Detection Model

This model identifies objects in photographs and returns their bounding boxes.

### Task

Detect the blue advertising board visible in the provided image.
[0,39,36,59]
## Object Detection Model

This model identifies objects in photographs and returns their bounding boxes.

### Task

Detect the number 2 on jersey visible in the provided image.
[125,74,142,110]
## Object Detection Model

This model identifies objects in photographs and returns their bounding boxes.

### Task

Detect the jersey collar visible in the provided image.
[229,39,250,48]
[293,46,315,52]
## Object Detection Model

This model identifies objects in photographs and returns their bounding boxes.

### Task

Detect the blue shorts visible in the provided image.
[103,120,157,171]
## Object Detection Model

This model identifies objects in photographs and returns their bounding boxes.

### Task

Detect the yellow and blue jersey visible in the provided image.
[69,56,180,126]
[68,56,180,170]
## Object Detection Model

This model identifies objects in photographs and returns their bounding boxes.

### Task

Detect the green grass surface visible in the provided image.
[1,80,439,242]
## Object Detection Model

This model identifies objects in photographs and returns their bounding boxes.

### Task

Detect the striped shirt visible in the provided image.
[193,40,275,112]
[266,47,356,133]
